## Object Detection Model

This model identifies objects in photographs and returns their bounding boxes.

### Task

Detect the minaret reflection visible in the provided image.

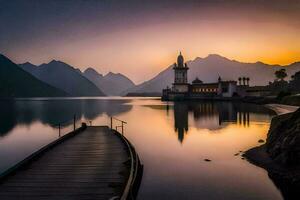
[237,110,250,127]
[173,102,188,143]
[216,102,250,127]
[172,102,253,143]
[193,102,218,120]
[218,103,237,125]
[166,101,170,116]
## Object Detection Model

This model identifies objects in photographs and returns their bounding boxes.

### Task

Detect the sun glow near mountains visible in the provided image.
[1,0,300,83]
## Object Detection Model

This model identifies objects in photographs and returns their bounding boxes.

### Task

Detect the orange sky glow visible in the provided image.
[2,1,300,83]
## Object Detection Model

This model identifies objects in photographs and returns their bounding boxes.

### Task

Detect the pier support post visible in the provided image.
[122,122,124,135]
[111,117,113,130]
[121,122,124,135]
[73,115,76,131]
[58,124,61,137]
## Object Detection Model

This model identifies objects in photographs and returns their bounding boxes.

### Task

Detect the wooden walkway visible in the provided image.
[0,126,132,200]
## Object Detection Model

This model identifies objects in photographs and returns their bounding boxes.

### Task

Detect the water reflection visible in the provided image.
[0,99,132,136]
[173,103,188,143]
[0,98,285,200]
[171,101,275,143]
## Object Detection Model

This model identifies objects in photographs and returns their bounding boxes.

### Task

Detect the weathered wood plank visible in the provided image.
[0,126,130,200]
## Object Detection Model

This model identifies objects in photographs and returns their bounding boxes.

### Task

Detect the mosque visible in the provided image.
[162,52,247,101]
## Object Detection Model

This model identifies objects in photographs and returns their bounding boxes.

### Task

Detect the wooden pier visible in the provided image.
[0,125,143,200]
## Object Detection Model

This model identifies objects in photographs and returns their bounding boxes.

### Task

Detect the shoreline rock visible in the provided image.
[244,144,300,199]
[244,145,300,178]
[244,108,300,199]
[266,110,300,166]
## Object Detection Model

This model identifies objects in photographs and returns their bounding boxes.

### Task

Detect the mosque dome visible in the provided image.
[192,77,203,84]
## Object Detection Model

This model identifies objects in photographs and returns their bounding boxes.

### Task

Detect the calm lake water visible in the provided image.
[0,97,284,199]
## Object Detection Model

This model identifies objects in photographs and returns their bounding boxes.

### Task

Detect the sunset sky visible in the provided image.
[1,0,300,83]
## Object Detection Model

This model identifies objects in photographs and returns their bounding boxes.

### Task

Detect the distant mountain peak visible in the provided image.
[85,67,97,73]
[45,60,79,71]
[84,67,103,77]
[48,59,65,65]
[104,72,133,82]
[49,59,57,63]
[254,61,269,66]
[20,61,37,67]
[23,61,33,65]
[106,72,119,76]
[193,57,203,61]
[205,54,230,61]
[83,68,135,96]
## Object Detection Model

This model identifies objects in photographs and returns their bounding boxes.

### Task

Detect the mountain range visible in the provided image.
[0,54,67,97]
[19,61,105,96]
[126,54,300,94]
[19,61,135,96]
[1,53,299,97]
[82,68,135,96]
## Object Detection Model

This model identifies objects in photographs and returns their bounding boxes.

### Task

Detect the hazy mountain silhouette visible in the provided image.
[0,54,67,98]
[126,54,300,94]
[20,61,105,96]
[83,68,135,96]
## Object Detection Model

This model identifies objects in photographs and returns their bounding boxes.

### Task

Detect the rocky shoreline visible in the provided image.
[244,105,300,199]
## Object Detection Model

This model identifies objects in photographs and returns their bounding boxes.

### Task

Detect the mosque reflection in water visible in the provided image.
[171,101,274,143]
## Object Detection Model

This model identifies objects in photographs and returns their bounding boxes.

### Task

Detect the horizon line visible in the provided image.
[2,52,299,85]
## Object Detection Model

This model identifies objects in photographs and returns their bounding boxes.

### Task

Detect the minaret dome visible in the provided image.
[177,52,184,67]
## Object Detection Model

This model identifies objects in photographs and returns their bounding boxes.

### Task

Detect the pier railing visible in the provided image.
[110,116,127,135]
[11,114,143,199]
[108,116,143,200]
[52,114,83,137]
[52,114,143,199]
[52,115,129,137]
[118,132,143,200]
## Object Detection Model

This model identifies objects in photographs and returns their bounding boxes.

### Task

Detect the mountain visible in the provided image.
[20,61,105,96]
[83,68,135,96]
[0,54,67,97]
[126,54,300,94]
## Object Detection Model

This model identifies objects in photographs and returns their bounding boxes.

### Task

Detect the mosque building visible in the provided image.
[162,52,253,101]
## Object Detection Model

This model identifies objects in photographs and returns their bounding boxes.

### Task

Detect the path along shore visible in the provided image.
[264,104,299,115]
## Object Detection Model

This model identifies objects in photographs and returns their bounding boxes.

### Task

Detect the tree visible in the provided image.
[238,77,242,85]
[246,77,250,86]
[291,71,300,81]
[242,77,246,85]
[289,71,300,93]
[275,69,287,81]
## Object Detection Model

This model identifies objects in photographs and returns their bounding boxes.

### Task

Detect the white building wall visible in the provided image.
[229,83,237,97]
[221,83,237,97]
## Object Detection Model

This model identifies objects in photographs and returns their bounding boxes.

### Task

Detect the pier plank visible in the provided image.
[0,126,130,200]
